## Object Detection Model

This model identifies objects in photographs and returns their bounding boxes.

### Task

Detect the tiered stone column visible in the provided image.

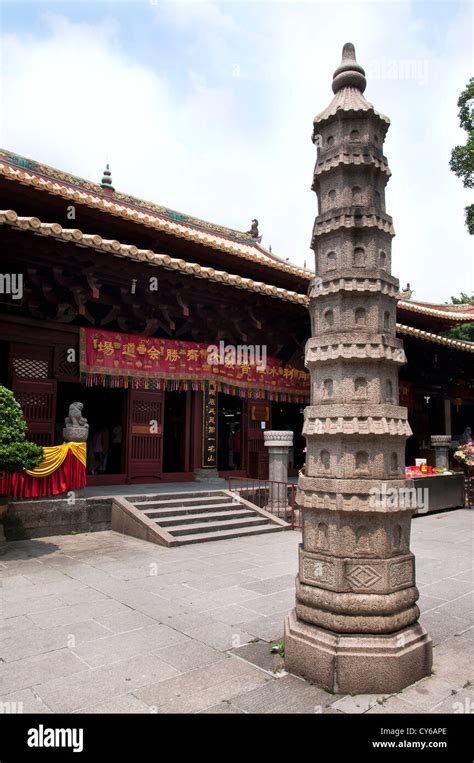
[264,430,293,514]
[284,43,432,694]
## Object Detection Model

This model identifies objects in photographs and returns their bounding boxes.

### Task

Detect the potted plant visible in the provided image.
[0,385,44,521]
[453,440,474,510]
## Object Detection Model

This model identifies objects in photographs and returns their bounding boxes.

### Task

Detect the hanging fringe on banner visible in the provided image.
[80,373,309,403]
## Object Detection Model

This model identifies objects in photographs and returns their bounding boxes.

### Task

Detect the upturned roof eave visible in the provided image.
[0,148,310,282]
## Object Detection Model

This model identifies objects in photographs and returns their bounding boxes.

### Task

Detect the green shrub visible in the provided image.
[0,386,44,474]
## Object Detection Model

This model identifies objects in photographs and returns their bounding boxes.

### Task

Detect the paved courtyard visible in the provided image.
[0,509,472,714]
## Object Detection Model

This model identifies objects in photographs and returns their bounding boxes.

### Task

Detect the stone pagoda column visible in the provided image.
[284,43,432,694]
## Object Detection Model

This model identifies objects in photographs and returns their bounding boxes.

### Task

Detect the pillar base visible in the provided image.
[284,608,432,694]
[193,468,226,485]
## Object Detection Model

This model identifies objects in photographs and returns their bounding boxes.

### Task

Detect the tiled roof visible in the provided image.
[0,210,307,306]
[0,149,310,279]
[313,87,390,127]
[2,208,473,353]
[398,300,474,321]
[396,323,474,352]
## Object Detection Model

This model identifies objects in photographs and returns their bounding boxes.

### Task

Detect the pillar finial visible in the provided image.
[100,163,115,192]
[332,42,367,94]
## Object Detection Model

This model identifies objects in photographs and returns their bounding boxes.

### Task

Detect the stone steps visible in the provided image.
[149,509,256,526]
[171,523,285,545]
[139,501,241,518]
[167,515,271,537]
[111,489,289,546]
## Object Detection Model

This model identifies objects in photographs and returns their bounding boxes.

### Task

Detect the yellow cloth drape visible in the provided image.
[25,442,87,477]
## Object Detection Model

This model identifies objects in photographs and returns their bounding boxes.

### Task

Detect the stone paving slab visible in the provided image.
[230,641,285,674]
[93,610,157,633]
[74,693,153,714]
[133,655,269,713]
[0,688,53,714]
[70,623,189,668]
[0,508,471,713]
[365,696,424,714]
[230,674,338,714]
[33,653,181,712]
[2,593,68,619]
[240,574,296,595]
[394,675,461,711]
[202,603,266,626]
[190,622,254,651]
[0,620,110,662]
[151,672,269,713]
[199,701,245,713]
[28,598,129,629]
[431,687,474,714]
[331,694,391,714]
[0,648,87,695]
[153,640,225,672]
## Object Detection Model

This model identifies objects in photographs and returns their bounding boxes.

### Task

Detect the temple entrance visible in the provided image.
[245,399,272,478]
[163,391,189,474]
[125,389,164,483]
[217,393,243,471]
[56,383,126,478]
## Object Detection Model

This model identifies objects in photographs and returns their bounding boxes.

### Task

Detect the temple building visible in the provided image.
[0,145,472,487]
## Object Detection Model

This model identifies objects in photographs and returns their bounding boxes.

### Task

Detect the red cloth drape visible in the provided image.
[0,449,86,498]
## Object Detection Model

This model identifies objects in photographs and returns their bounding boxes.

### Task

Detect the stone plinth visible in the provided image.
[264,430,293,514]
[285,610,432,694]
[284,43,432,693]
[430,435,452,470]
[193,468,225,485]
[63,426,88,443]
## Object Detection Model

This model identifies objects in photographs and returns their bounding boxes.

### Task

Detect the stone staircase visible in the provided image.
[111,489,289,546]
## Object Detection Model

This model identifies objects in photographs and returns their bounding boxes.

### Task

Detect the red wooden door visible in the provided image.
[245,400,272,478]
[10,343,57,447]
[11,377,57,447]
[125,390,164,483]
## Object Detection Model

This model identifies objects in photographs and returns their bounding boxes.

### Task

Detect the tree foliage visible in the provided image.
[444,292,474,342]
[449,78,474,233]
[0,386,44,474]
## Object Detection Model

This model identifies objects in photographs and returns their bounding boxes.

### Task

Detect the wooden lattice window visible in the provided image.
[12,357,48,379]
[54,346,80,381]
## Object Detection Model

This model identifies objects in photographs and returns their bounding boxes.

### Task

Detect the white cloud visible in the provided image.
[1,1,472,301]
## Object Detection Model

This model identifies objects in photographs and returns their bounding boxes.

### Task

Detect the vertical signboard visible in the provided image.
[202,382,218,468]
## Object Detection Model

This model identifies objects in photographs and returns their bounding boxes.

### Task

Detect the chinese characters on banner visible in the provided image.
[80,328,310,401]
[202,383,218,468]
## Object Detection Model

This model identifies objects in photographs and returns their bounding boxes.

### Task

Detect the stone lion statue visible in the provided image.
[65,402,88,428]
[63,402,89,443]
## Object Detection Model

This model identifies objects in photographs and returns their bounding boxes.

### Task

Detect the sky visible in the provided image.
[1,0,472,302]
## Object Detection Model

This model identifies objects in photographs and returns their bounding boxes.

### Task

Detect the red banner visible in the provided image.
[80,328,309,402]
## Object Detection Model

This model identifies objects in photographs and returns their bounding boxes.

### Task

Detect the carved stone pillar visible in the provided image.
[430,435,452,470]
[284,43,432,694]
[264,430,293,513]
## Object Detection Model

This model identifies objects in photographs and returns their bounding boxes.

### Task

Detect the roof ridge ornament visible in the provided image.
[100,163,115,192]
[246,218,262,242]
[332,42,367,94]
